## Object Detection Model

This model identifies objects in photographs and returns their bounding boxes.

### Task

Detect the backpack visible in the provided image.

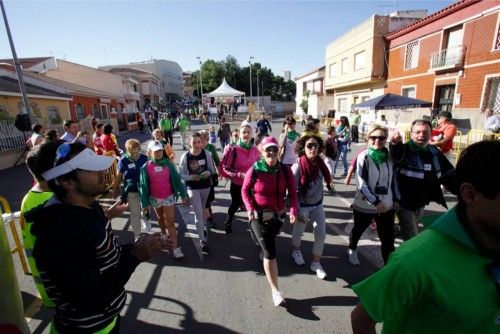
[325,138,338,160]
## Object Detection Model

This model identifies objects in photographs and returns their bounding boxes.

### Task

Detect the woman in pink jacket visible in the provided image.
[241,136,299,307]
[221,124,260,234]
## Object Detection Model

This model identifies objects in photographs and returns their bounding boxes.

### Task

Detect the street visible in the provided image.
[2,116,454,333]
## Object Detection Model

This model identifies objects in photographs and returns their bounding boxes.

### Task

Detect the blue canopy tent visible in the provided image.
[353,93,432,109]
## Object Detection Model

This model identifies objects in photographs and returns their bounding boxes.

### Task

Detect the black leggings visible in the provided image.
[250,218,283,260]
[349,209,395,264]
[226,183,243,224]
[164,131,173,146]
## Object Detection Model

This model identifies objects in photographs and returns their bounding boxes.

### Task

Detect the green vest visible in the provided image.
[159,118,172,131]
[20,190,54,307]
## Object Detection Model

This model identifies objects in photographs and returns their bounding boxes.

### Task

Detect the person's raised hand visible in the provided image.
[132,232,164,262]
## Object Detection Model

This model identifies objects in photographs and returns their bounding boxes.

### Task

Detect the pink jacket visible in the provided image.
[241,164,299,217]
[222,145,260,186]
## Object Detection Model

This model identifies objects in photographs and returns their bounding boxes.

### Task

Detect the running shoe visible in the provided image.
[200,241,209,254]
[347,248,360,266]
[292,249,305,266]
[272,291,285,307]
[310,262,327,279]
[173,247,184,259]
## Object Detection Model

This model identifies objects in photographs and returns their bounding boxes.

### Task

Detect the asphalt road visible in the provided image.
[3,116,455,333]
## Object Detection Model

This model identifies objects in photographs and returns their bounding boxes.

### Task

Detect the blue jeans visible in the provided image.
[334,141,349,175]
[220,138,229,151]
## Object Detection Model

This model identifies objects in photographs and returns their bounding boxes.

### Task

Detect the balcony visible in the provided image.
[430,45,465,70]
[124,91,140,101]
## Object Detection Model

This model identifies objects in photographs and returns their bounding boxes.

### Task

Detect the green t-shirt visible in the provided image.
[351,114,361,126]
[205,143,220,167]
[353,207,500,334]
[159,118,173,131]
[177,118,190,132]
[20,189,55,307]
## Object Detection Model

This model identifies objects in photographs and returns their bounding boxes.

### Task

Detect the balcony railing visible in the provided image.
[430,45,465,69]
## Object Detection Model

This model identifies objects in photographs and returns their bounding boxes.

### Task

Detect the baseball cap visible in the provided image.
[438,111,452,119]
[41,147,114,181]
[148,140,164,152]
[260,136,278,150]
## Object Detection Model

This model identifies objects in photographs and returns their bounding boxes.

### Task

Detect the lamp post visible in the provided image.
[249,56,254,102]
[256,69,261,110]
[196,56,203,104]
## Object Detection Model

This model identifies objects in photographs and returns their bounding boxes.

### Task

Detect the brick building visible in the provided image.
[384,0,500,131]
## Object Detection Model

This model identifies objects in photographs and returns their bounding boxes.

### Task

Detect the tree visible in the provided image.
[189,56,296,101]
[300,90,310,113]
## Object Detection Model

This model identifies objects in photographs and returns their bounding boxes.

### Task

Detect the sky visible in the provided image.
[0,0,453,79]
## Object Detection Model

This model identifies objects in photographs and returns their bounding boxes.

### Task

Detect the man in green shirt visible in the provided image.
[159,113,174,146]
[175,113,191,150]
[351,140,500,334]
[350,109,361,143]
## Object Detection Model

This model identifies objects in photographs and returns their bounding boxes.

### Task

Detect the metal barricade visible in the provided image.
[466,129,487,147]
[0,196,29,274]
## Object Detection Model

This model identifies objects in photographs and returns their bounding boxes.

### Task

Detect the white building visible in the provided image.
[100,59,183,102]
[294,66,333,119]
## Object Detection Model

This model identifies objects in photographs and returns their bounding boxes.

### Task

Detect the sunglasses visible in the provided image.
[306,143,319,149]
[369,136,387,141]
[265,146,278,153]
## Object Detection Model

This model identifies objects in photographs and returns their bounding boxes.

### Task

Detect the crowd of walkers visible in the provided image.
[16,108,500,332]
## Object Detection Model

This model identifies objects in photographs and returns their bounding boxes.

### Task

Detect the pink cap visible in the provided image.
[260,136,278,150]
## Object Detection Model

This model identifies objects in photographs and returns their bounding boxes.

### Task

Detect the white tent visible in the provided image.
[206,78,245,97]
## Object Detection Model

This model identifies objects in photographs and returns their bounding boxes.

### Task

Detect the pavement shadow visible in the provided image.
[284,296,359,320]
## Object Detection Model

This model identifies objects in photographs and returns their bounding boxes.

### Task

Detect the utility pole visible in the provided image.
[256,70,260,110]
[196,57,203,104]
[1,0,31,118]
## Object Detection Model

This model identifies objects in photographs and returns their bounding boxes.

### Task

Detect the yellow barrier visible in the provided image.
[451,130,463,165]
[466,129,487,147]
[0,196,29,275]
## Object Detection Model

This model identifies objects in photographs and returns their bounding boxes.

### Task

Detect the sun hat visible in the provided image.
[41,147,114,181]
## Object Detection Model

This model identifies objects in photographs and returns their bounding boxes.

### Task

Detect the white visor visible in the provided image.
[41,148,114,181]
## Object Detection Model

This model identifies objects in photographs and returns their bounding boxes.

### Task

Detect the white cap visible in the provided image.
[41,148,114,181]
[148,140,163,152]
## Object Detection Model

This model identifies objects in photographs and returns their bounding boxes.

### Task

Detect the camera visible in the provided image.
[375,185,388,195]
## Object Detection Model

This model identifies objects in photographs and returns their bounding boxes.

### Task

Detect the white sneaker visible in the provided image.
[173,247,184,259]
[272,291,285,307]
[310,262,327,279]
[141,219,151,232]
[292,249,305,266]
[347,248,360,266]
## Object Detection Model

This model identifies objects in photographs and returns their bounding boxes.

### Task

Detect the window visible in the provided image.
[329,63,337,77]
[338,98,348,112]
[483,77,500,111]
[313,79,322,94]
[47,106,62,124]
[341,58,348,75]
[75,104,85,120]
[100,104,109,119]
[404,40,420,70]
[92,104,101,119]
[402,87,416,98]
[306,81,313,93]
[354,51,366,71]
[495,21,500,51]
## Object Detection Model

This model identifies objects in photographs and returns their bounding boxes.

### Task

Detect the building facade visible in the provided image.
[101,59,183,102]
[324,12,427,120]
[295,66,333,118]
[385,0,500,130]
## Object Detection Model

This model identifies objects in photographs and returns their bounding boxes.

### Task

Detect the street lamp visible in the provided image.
[249,56,254,101]
[196,56,203,104]
[256,69,260,110]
